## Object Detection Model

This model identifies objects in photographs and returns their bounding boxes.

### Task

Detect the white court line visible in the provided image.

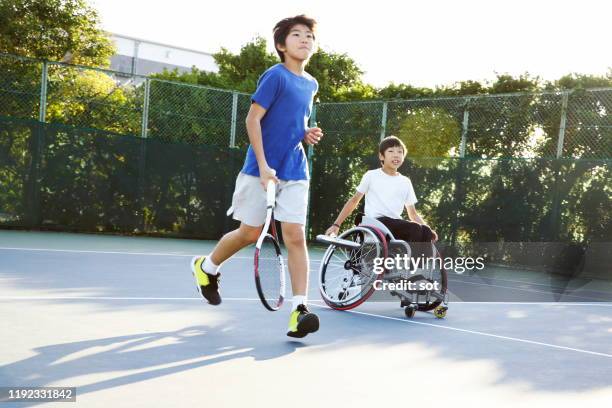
[0,247,205,257]
[0,296,610,306]
[5,246,606,300]
[330,307,612,358]
[0,247,324,262]
[451,274,596,289]
[446,278,610,301]
[1,247,609,299]
[1,295,610,357]
[307,304,612,359]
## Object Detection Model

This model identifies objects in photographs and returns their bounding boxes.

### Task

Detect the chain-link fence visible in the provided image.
[1,53,611,242]
[316,90,611,160]
[1,52,610,158]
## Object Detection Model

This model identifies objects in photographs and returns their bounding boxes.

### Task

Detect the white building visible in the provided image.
[109,33,218,76]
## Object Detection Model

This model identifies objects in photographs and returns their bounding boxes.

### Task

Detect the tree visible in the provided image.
[153,37,366,102]
[0,0,114,66]
[397,107,461,159]
[307,48,365,101]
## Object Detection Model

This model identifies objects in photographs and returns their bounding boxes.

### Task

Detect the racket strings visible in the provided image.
[258,237,283,302]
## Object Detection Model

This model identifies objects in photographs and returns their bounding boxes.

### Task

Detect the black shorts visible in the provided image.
[376,216,433,243]
[376,216,434,258]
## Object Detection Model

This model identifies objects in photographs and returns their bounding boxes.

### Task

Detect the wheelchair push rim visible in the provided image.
[318,226,388,310]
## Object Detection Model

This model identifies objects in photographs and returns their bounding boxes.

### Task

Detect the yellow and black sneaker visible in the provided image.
[287,304,319,338]
[191,256,221,305]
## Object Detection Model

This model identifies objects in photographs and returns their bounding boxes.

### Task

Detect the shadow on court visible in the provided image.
[1,324,308,406]
[1,301,611,407]
[1,231,611,405]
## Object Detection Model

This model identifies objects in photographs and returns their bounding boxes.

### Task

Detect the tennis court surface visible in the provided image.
[1,230,611,407]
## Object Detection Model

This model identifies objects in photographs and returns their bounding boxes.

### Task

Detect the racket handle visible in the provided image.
[266,179,276,207]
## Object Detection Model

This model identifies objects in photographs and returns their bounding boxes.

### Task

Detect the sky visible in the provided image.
[90,0,611,88]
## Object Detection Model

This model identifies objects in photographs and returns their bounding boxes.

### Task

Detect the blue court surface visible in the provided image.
[1,230,611,407]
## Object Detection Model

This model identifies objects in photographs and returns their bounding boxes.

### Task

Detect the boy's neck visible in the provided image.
[283,57,307,76]
[380,166,399,176]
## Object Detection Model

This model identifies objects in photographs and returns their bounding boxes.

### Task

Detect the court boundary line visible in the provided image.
[1,295,610,357]
[446,278,610,301]
[1,296,611,306]
[2,247,610,300]
[317,305,612,358]
[0,247,313,261]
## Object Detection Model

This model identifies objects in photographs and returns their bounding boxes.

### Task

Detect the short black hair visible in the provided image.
[379,135,407,156]
[273,15,317,62]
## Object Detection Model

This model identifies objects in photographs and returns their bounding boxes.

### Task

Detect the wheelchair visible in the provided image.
[316,215,449,319]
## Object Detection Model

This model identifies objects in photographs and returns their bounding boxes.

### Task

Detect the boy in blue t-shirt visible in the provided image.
[191,15,323,338]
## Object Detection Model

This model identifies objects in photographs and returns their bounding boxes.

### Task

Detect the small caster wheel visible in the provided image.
[338,291,347,301]
[404,305,416,318]
[433,305,448,319]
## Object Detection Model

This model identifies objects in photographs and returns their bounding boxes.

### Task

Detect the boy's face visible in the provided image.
[277,24,316,62]
[379,146,405,170]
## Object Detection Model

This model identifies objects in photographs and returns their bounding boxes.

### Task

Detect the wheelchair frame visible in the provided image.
[317,216,449,319]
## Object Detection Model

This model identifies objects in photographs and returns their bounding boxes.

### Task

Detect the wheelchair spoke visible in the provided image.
[319,226,387,308]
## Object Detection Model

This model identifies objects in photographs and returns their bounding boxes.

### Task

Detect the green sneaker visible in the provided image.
[191,256,221,305]
[287,304,319,338]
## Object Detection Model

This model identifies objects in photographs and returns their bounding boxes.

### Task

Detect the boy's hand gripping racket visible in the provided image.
[254,179,286,311]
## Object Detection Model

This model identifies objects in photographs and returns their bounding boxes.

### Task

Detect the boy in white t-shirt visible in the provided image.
[325,136,438,244]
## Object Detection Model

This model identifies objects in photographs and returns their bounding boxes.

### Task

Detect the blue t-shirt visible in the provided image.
[241,64,318,180]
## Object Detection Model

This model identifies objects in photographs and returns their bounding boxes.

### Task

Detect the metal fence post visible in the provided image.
[230,92,238,148]
[305,104,317,240]
[308,104,317,175]
[556,91,569,158]
[380,101,388,141]
[39,61,48,122]
[459,98,470,158]
[141,78,151,139]
[138,77,151,232]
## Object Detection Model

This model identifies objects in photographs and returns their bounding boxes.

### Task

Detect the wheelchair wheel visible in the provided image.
[416,243,448,312]
[319,226,388,310]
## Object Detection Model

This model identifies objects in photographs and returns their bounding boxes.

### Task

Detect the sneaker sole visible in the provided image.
[287,314,320,338]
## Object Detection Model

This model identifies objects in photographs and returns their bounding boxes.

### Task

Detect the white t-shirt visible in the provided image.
[356,169,417,219]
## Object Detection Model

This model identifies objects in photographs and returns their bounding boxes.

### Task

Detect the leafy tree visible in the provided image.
[45,68,140,135]
[153,37,366,102]
[0,0,114,66]
[397,107,461,159]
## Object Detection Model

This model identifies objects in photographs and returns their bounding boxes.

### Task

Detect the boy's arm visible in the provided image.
[406,205,438,242]
[325,192,364,236]
[245,102,279,187]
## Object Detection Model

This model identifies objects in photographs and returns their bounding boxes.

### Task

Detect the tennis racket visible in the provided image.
[254,178,286,311]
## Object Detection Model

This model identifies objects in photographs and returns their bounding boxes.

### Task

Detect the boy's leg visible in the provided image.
[377,217,434,259]
[377,216,433,243]
[378,217,433,242]
[192,223,262,305]
[281,222,319,338]
[209,223,263,266]
[192,172,267,305]
[275,179,319,338]
[281,222,309,298]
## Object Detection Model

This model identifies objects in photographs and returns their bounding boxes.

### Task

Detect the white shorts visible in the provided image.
[227,172,309,227]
